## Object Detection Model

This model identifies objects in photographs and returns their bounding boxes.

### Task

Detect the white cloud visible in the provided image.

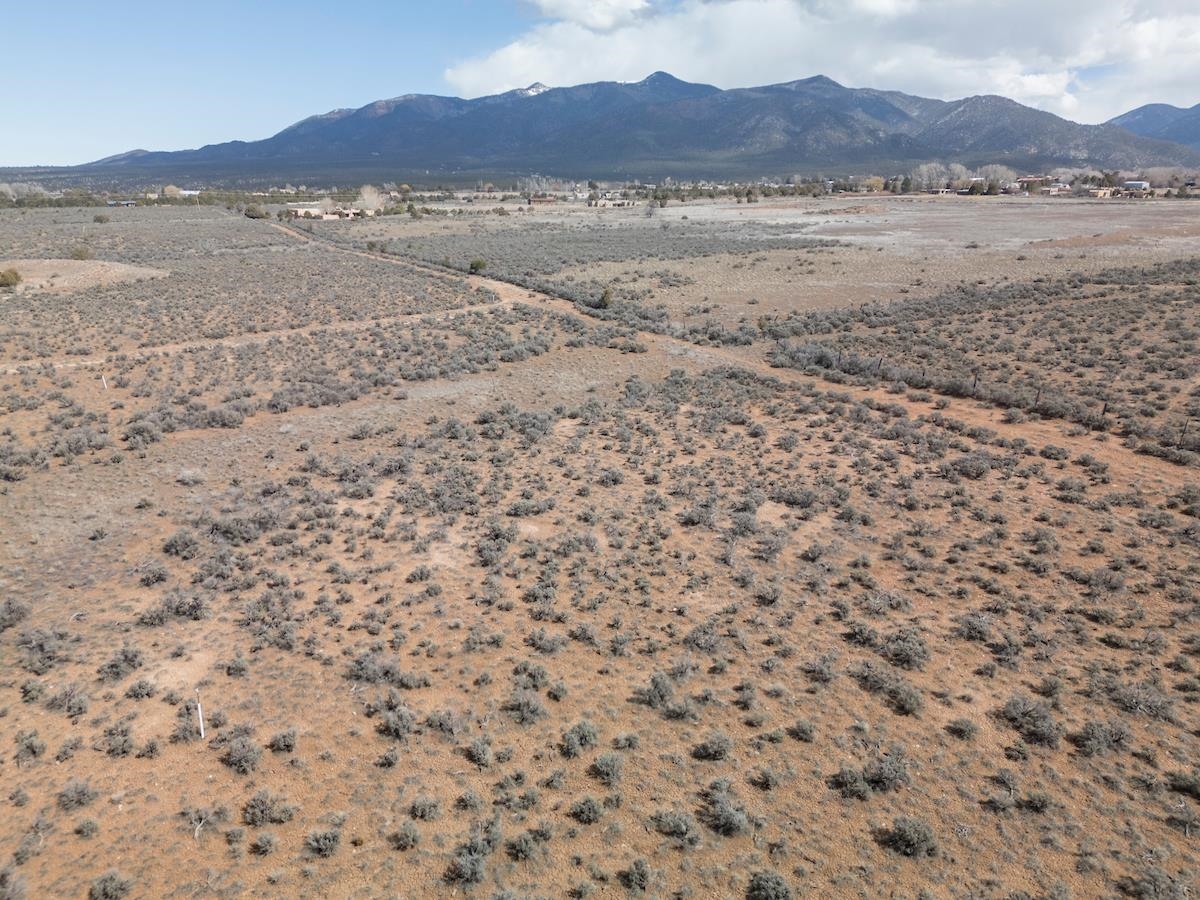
[811,0,918,19]
[527,0,649,30]
[445,0,1200,123]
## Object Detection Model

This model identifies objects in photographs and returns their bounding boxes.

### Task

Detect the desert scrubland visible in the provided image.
[1,196,1199,899]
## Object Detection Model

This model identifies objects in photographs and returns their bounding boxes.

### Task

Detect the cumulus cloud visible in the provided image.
[527,0,649,30]
[446,0,1200,123]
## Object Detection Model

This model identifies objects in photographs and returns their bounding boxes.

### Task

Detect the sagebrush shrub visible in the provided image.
[305,828,341,858]
[692,731,733,761]
[880,817,937,856]
[747,870,793,900]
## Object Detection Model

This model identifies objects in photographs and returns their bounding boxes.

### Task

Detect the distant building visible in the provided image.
[587,197,637,207]
[287,204,327,219]
[1118,181,1153,198]
[286,203,375,220]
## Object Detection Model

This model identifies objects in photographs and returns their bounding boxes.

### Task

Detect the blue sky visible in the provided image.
[3,1,531,165]
[5,0,1199,166]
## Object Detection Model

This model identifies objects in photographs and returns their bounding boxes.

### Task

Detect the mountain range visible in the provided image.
[1107,103,1200,150]
[9,73,1200,187]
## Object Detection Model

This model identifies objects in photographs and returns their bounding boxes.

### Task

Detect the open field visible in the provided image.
[333,195,1200,325]
[2,196,1199,899]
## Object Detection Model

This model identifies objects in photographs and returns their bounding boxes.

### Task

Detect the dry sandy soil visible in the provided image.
[0,259,167,295]
[1,197,1199,900]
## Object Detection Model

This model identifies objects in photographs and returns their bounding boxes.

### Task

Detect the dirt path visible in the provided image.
[8,219,1186,489]
[2,297,513,376]
[3,224,582,376]
[265,221,1196,485]
[270,220,582,311]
